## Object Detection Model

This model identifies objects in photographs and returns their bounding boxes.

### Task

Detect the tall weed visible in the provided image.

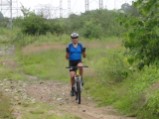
[96,51,129,84]
[0,92,14,119]
[114,65,159,118]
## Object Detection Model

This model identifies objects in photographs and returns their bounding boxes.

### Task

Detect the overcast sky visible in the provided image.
[0,0,134,18]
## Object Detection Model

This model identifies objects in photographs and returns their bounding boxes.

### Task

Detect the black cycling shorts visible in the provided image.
[69,60,81,71]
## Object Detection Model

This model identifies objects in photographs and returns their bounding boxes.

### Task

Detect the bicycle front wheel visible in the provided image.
[76,81,81,104]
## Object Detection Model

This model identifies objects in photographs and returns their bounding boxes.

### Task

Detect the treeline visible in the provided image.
[11,9,125,39]
[63,10,124,38]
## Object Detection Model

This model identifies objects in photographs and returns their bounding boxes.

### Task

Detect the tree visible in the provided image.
[123,0,159,67]
[22,13,49,35]
[65,9,124,38]
[121,3,139,16]
[21,5,31,17]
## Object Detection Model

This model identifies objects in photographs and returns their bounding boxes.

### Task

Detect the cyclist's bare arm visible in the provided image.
[82,47,86,58]
[83,52,86,58]
[66,52,69,59]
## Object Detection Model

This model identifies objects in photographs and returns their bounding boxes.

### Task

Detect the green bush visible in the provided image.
[122,0,159,66]
[82,21,103,38]
[22,13,49,35]
[138,90,159,119]
[64,9,125,38]
[114,65,159,118]
[145,91,159,117]
[96,51,129,84]
[47,20,66,34]
[14,9,125,38]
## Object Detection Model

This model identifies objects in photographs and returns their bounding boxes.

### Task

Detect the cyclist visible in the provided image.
[66,32,86,96]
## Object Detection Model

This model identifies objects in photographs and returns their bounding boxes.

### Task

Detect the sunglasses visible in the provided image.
[72,37,78,39]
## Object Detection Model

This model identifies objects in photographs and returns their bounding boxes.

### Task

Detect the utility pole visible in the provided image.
[68,0,71,16]
[114,0,116,10]
[85,0,89,11]
[59,0,62,18]
[1,0,2,12]
[0,0,18,28]
[16,0,18,17]
[9,0,12,29]
[99,0,103,9]
[0,0,10,14]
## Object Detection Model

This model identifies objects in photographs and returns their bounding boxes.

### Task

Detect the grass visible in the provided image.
[2,28,159,118]
[19,102,81,119]
[15,35,127,107]
[18,48,68,81]
[0,54,26,81]
[0,92,14,119]
[0,29,78,119]
[16,35,121,81]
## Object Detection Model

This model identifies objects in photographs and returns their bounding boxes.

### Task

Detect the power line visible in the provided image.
[99,0,103,9]
[85,0,89,11]
[59,0,62,18]
[1,0,133,19]
[9,0,12,29]
[68,0,71,15]
[0,0,14,28]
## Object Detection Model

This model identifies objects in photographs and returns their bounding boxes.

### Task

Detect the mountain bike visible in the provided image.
[66,66,88,104]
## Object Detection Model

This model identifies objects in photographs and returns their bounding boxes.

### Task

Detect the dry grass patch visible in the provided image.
[22,43,65,54]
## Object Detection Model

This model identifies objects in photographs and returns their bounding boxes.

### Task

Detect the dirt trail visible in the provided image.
[0,44,136,119]
[24,76,135,119]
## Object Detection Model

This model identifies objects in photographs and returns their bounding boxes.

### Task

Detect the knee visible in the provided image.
[70,72,75,79]
[78,63,83,67]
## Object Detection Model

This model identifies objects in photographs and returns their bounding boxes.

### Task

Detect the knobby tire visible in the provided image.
[76,81,81,104]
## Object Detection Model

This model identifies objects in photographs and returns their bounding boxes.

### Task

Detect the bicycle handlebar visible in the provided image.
[66,66,88,69]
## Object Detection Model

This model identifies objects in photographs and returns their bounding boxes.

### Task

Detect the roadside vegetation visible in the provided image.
[0,91,13,119]
[0,0,158,118]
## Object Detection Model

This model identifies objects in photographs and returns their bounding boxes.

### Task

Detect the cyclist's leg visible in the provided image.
[77,62,83,76]
[69,60,77,96]
[70,71,75,89]
[69,71,75,96]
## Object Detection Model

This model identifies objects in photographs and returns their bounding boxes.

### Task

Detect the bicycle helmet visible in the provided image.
[71,32,79,39]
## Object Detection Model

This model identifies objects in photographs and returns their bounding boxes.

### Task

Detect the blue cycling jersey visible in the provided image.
[66,43,84,61]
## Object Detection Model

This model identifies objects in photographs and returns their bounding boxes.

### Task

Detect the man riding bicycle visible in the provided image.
[66,32,86,96]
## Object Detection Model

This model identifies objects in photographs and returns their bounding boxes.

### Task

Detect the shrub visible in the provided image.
[21,13,49,35]
[47,20,66,34]
[82,21,103,39]
[96,51,129,84]
[138,90,159,119]
[122,0,159,66]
